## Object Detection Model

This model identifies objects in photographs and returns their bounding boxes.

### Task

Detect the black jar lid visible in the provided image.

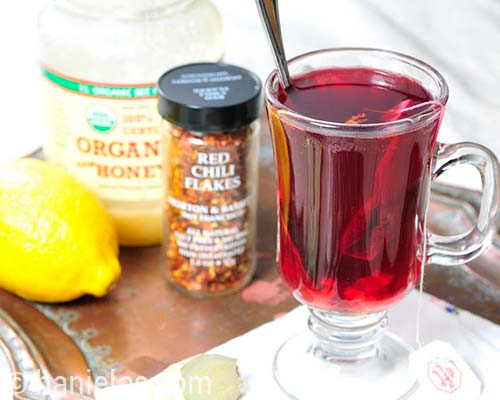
[157,63,262,133]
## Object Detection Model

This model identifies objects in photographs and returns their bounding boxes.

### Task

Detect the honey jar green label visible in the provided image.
[86,105,117,133]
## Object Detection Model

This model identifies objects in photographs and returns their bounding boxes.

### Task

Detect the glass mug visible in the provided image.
[265,48,500,399]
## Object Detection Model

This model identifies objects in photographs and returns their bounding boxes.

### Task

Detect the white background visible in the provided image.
[1,0,500,188]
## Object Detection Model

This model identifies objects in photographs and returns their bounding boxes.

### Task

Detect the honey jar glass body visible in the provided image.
[38,0,223,246]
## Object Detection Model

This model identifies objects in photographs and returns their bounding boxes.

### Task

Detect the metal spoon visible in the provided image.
[256,0,291,88]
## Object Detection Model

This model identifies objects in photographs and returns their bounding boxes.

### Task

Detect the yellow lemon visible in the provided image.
[0,158,121,302]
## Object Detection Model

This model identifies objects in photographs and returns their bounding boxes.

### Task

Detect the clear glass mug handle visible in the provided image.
[428,142,500,265]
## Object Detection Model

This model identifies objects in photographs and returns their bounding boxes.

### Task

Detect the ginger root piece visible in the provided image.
[95,354,242,400]
[181,355,243,400]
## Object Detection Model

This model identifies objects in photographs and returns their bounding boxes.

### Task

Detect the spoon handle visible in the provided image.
[256,0,291,88]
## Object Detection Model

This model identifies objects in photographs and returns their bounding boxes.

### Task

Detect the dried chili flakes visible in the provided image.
[157,63,262,296]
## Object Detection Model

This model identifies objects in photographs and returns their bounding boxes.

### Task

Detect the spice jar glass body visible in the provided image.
[162,122,260,296]
[38,0,223,246]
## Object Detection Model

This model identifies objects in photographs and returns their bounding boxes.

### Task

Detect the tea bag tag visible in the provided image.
[409,341,481,400]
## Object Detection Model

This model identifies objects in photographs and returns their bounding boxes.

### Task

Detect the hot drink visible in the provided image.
[270,67,440,312]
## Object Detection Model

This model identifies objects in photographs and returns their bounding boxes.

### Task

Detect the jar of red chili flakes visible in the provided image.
[157,63,262,296]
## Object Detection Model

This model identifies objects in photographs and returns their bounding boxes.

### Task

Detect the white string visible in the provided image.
[415,254,426,349]
[408,100,445,349]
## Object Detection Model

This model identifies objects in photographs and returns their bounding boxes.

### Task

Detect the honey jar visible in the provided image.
[39,0,223,246]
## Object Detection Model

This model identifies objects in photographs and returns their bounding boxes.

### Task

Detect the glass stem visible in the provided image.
[308,308,388,362]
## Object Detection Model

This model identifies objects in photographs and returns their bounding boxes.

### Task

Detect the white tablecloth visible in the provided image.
[210,290,500,399]
[95,290,499,399]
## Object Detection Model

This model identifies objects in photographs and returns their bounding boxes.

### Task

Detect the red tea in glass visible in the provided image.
[270,67,441,313]
[265,48,500,400]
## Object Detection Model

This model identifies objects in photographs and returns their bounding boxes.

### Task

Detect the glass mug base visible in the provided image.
[273,331,417,400]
